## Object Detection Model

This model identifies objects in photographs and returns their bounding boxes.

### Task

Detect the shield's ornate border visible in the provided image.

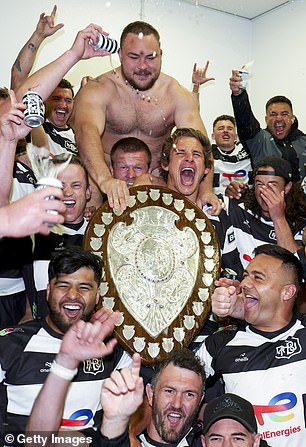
[83,185,220,365]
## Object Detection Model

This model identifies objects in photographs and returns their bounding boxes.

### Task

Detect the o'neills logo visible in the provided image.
[235,353,249,362]
[82,357,104,375]
[275,337,301,359]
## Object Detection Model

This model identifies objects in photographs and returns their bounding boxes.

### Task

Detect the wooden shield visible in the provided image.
[83,185,220,365]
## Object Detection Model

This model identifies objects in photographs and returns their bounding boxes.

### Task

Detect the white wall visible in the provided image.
[2,0,305,134]
[251,0,306,129]
[1,0,251,134]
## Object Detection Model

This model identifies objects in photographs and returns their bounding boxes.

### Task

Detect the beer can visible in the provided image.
[89,32,118,54]
[220,268,238,280]
[238,70,249,90]
[36,177,63,221]
[22,91,45,127]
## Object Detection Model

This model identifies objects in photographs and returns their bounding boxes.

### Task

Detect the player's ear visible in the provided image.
[281,283,296,303]
[146,383,154,407]
[161,162,169,173]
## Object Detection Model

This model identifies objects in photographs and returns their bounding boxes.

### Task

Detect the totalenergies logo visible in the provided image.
[222,169,247,183]
[253,392,296,426]
[61,409,93,429]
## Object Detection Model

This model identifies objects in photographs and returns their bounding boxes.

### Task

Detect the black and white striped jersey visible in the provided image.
[197,315,306,447]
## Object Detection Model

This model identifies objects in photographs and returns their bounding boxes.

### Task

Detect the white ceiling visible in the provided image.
[181,0,292,19]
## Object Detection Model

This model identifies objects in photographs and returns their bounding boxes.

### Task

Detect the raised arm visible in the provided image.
[100,353,143,441]
[70,80,130,211]
[191,60,215,106]
[230,69,261,142]
[26,315,118,438]
[11,5,64,90]
[0,90,27,205]
[13,23,109,104]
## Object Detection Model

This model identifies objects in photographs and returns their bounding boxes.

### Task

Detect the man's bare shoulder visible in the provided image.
[160,72,193,99]
[84,70,118,95]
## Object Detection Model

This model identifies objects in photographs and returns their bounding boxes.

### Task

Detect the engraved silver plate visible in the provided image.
[84,185,220,365]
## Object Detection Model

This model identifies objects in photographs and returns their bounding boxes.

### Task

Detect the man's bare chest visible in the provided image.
[105,96,174,138]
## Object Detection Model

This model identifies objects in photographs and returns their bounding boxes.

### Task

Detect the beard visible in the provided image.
[122,66,160,91]
[151,395,198,443]
[47,300,93,334]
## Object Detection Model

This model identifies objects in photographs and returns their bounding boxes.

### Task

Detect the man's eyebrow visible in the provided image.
[54,279,70,285]
[54,279,94,287]
[208,432,247,438]
[244,269,265,278]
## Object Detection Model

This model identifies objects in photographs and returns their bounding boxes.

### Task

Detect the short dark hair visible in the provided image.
[57,78,74,98]
[151,348,205,393]
[120,21,160,48]
[213,114,236,129]
[66,155,90,189]
[110,137,152,167]
[48,246,102,286]
[0,86,9,99]
[254,244,303,296]
[265,95,293,112]
[161,128,212,181]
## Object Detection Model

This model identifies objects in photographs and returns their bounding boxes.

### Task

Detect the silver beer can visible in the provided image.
[220,268,238,280]
[89,32,118,54]
[36,177,63,224]
[22,91,45,127]
[238,70,249,90]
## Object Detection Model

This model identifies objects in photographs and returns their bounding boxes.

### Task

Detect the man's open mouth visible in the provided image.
[180,167,195,186]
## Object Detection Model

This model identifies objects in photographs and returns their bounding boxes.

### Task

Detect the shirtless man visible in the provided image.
[70,21,217,211]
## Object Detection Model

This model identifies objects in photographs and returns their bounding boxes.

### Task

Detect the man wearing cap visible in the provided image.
[222,156,306,273]
[202,393,266,447]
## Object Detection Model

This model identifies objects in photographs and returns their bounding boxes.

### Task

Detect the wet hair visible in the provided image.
[213,114,236,129]
[265,95,293,112]
[254,244,303,296]
[48,246,102,286]
[110,137,152,167]
[151,348,206,393]
[0,86,9,99]
[120,21,161,48]
[57,78,74,98]
[160,127,212,181]
[65,155,90,189]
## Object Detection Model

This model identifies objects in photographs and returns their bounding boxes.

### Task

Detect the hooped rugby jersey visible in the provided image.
[197,315,306,447]
[0,319,130,436]
[43,121,78,157]
[224,196,306,270]
[212,143,253,196]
